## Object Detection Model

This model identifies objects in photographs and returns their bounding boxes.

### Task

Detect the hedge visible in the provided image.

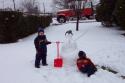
[0,11,52,43]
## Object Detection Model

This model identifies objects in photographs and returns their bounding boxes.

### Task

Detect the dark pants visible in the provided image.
[35,53,47,67]
[80,66,97,77]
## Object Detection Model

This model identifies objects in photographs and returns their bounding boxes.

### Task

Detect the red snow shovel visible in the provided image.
[54,41,63,68]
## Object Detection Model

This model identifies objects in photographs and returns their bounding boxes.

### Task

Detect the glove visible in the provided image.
[39,40,44,45]
[48,41,51,44]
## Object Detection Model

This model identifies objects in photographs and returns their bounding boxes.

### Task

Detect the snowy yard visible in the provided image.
[0,20,125,83]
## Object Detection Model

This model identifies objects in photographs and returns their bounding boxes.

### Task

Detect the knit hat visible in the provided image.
[38,27,44,33]
[78,51,86,58]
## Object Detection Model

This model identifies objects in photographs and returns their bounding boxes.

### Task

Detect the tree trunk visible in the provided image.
[76,14,79,31]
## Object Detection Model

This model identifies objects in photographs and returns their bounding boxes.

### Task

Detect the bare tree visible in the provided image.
[53,0,84,31]
[53,0,70,9]
[70,0,88,31]
[21,0,40,14]
[2,0,5,9]
[67,0,83,31]
[12,0,16,11]
[75,0,83,31]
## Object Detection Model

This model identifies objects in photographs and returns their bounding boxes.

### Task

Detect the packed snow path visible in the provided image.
[0,22,125,83]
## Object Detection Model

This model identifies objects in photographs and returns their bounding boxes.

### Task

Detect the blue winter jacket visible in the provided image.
[34,35,51,54]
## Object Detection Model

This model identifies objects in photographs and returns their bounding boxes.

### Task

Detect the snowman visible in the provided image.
[61,30,78,66]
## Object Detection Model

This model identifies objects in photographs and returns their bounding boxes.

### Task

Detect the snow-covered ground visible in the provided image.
[0,19,125,83]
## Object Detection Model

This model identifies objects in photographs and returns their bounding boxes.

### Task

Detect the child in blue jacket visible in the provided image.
[34,28,51,68]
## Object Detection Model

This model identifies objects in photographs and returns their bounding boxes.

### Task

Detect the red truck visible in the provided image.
[57,0,93,23]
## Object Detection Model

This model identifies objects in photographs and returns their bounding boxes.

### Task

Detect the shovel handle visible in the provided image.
[56,41,60,58]
[51,41,63,43]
